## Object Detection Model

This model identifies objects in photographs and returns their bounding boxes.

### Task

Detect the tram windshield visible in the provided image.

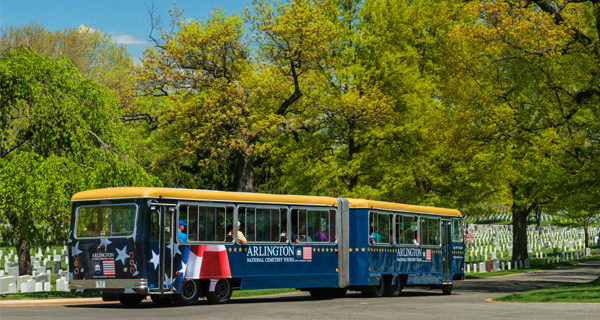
[75,204,137,238]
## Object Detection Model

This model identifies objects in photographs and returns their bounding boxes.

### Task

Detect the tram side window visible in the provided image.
[292,208,335,243]
[396,215,419,245]
[420,217,440,246]
[239,207,286,242]
[369,212,391,244]
[179,204,233,243]
[452,219,463,242]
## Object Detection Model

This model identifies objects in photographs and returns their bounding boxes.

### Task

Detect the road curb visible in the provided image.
[0,297,106,307]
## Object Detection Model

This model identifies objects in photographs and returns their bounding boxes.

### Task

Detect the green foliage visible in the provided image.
[0,48,157,249]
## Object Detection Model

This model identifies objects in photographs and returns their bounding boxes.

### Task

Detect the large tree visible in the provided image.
[0,48,156,275]
[444,0,600,261]
[137,1,335,191]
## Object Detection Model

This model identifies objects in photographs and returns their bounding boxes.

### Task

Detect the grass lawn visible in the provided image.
[466,254,600,279]
[494,277,600,303]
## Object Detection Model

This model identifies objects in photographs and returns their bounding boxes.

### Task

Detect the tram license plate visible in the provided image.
[96,281,106,288]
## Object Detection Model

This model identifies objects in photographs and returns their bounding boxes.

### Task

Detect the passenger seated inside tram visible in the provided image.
[413,235,419,245]
[370,227,381,244]
[280,229,298,243]
[225,224,234,242]
[314,227,328,242]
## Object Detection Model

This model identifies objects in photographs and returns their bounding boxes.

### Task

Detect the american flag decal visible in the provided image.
[303,247,312,260]
[103,260,115,276]
[426,249,431,261]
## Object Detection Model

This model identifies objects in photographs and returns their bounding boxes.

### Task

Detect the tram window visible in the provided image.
[76,204,136,238]
[292,208,335,243]
[420,217,440,246]
[239,207,286,242]
[452,219,463,242]
[178,204,233,243]
[369,212,391,244]
[396,215,418,245]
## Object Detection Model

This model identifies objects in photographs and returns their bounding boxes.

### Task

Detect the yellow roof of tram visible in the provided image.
[71,187,461,216]
[71,187,339,206]
[347,198,461,217]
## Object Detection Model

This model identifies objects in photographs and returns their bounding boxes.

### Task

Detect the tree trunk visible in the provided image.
[512,203,530,262]
[236,151,254,192]
[16,237,32,276]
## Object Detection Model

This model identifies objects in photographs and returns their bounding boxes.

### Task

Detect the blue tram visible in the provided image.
[68,187,464,305]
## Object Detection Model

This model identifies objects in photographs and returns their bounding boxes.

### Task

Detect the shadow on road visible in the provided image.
[456,260,600,294]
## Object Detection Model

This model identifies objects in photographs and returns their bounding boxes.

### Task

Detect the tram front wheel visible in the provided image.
[174,280,200,306]
[118,293,145,306]
[207,279,233,304]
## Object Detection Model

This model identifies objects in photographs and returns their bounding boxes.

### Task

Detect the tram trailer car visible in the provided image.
[68,187,464,306]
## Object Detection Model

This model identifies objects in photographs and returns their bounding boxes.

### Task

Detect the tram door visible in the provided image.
[150,203,176,292]
[441,220,451,281]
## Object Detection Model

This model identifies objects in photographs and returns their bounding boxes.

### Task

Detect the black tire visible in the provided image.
[150,294,173,306]
[384,277,402,297]
[174,280,200,306]
[363,278,385,297]
[206,279,232,304]
[118,293,145,306]
[442,284,453,295]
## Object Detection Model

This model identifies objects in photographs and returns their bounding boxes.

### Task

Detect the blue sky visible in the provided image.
[0,0,251,60]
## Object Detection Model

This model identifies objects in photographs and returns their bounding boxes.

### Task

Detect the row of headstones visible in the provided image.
[465,224,599,262]
[466,248,591,273]
[0,270,70,294]
[1,246,69,277]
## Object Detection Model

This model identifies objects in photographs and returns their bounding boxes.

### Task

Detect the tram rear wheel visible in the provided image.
[363,278,385,297]
[384,277,402,297]
[174,280,200,306]
[442,284,453,295]
[207,279,232,304]
[118,293,145,306]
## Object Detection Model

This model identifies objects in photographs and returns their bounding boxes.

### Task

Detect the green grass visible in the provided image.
[494,277,600,303]
[231,288,298,298]
[466,254,600,279]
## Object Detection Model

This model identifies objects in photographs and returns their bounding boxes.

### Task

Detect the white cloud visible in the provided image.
[78,24,98,33]
[110,33,148,45]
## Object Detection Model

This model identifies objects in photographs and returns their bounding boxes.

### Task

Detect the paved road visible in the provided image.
[2,260,599,320]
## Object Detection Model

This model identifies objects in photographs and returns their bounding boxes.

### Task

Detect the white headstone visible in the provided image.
[8,282,16,293]
[34,281,43,292]
[20,282,28,293]
[26,278,35,292]
[44,281,51,292]
[56,278,64,292]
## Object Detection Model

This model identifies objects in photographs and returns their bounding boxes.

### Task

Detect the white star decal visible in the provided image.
[98,238,112,250]
[164,273,172,287]
[68,230,73,243]
[149,250,159,270]
[71,241,82,256]
[167,242,181,256]
[115,245,128,265]
[177,261,187,276]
